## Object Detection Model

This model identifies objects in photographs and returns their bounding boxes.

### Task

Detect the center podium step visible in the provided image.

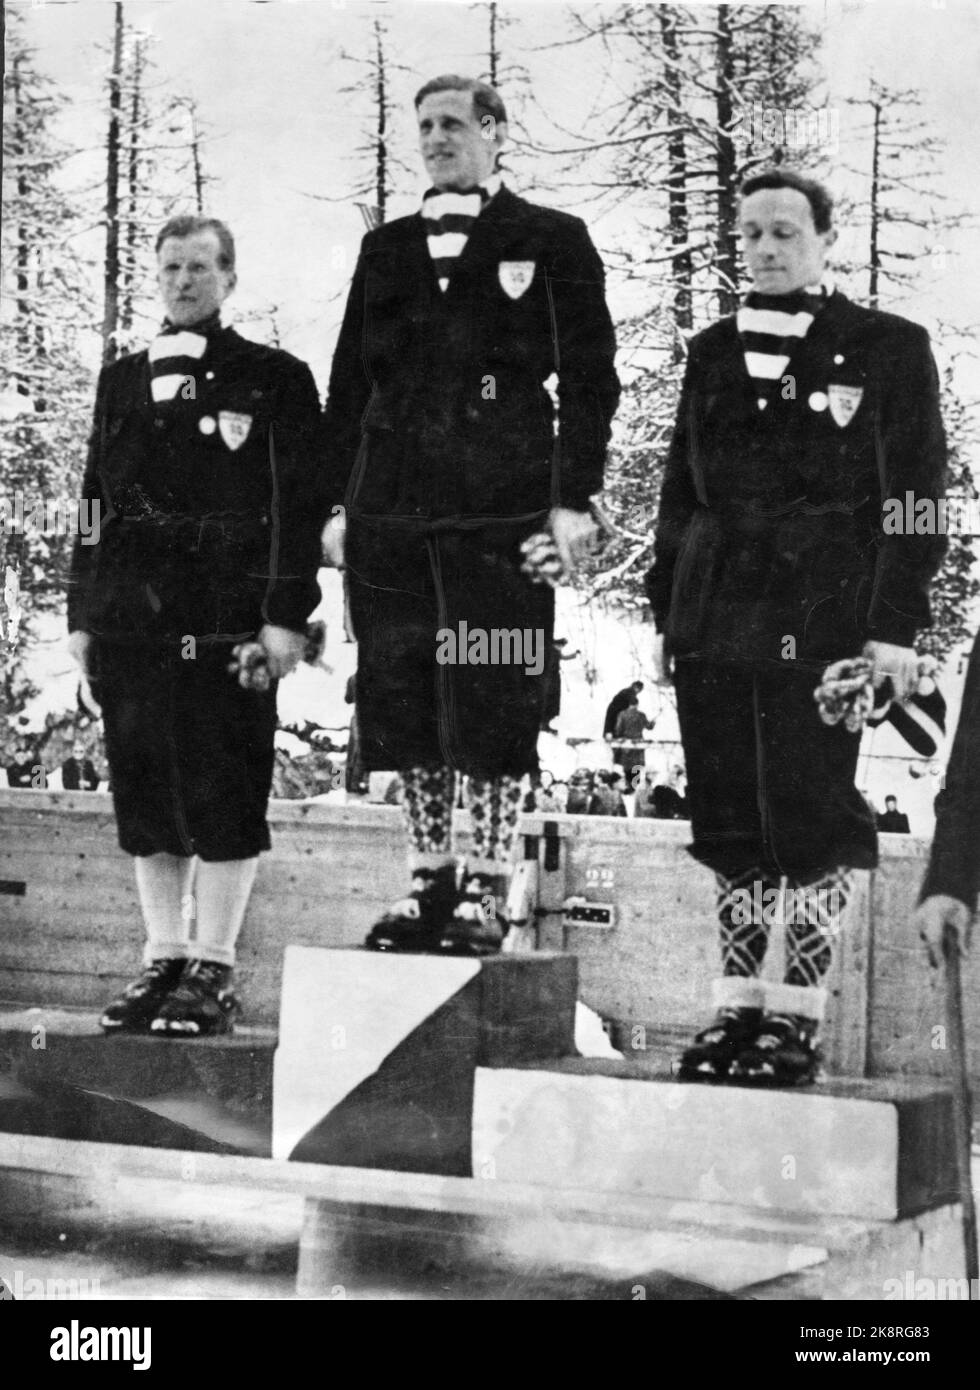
[272,948,578,1167]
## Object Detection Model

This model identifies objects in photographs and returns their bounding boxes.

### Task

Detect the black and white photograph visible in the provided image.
[1,0,980,1332]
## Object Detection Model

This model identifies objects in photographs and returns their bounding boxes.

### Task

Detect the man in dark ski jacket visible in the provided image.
[68,215,322,1038]
[647,168,947,1086]
[321,74,619,954]
[603,681,644,740]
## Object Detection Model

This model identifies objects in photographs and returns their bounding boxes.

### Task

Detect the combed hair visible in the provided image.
[155,216,236,270]
[414,74,507,126]
[739,168,834,233]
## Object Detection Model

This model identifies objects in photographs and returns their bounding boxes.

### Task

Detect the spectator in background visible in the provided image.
[588,768,628,817]
[5,737,39,789]
[527,770,566,814]
[876,795,911,833]
[613,695,653,787]
[540,779,567,813]
[603,680,644,741]
[540,638,578,734]
[61,740,99,792]
[566,769,595,815]
[652,765,688,820]
[634,770,658,819]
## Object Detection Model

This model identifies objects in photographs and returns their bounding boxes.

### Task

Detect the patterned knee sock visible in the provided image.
[463,775,525,868]
[783,867,853,988]
[716,866,776,978]
[400,764,457,860]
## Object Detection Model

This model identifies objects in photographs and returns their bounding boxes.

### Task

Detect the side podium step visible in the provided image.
[473,1058,958,1221]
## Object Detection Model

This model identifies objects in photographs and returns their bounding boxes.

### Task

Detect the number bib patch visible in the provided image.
[498,261,536,300]
[827,383,863,428]
[218,410,253,450]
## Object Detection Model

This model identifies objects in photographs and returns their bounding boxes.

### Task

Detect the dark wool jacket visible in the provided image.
[321,185,620,522]
[646,292,948,667]
[68,328,322,643]
[921,632,980,912]
[61,758,99,791]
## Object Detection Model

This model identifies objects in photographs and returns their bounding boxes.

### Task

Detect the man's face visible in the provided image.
[886,798,897,811]
[157,230,236,328]
[739,188,836,295]
[417,90,503,192]
[72,742,85,760]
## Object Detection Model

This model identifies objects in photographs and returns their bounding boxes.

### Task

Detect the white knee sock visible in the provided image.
[134,853,194,965]
[191,857,260,967]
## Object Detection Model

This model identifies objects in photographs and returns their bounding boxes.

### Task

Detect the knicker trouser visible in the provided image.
[673,655,878,884]
[346,519,554,779]
[94,639,278,861]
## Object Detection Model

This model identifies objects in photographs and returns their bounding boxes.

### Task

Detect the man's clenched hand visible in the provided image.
[257,624,307,679]
[548,507,598,580]
[862,640,919,704]
[914,894,972,969]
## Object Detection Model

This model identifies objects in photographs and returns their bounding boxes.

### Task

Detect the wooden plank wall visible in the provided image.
[1,790,976,1084]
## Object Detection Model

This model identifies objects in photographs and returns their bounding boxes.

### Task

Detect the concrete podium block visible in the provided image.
[272,948,577,1171]
[0,1007,274,1155]
[472,1060,957,1222]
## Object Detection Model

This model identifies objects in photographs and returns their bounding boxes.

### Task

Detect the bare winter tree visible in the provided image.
[532,6,973,669]
[172,97,208,215]
[830,79,979,661]
[548,3,823,327]
[99,4,215,359]
[324,15,413,229]
[532,4,823,621]
[101,1,124,364]
[843,79,972,310]
[471,1,532,151]
[919,362,980,665]
[1,11,97,731]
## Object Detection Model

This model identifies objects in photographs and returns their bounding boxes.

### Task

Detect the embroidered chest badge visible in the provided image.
[827,383,863,428]
[218,410,253,451]
[498,261,536,299]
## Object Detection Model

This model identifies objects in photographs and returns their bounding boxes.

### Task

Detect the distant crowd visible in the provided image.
[526,765,688,819]
[3,727,104,792]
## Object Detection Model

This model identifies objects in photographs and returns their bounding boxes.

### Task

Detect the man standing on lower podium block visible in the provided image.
[68,215,322,1037]
[647,169,947,1086]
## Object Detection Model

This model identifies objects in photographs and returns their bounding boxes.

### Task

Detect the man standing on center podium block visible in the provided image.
[321,74,619,956]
